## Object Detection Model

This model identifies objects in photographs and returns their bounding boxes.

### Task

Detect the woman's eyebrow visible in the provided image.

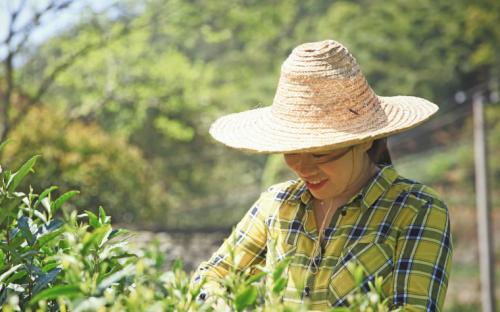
[313,147,352,158]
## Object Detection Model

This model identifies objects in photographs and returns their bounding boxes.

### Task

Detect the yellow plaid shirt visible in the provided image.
[193,165,453,311]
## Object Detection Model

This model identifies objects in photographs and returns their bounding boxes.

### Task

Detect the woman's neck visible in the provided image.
[317,161,378,210]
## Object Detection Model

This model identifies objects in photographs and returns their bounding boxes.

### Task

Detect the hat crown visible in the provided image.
[282,40,360,80]
[208,39,438,153]
[271,40,385,129]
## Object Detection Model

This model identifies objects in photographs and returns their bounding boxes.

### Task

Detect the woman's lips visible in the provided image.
[305,179,328,191]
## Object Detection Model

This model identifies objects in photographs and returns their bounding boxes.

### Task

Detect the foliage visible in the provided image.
[1,106,167,226]
[330,264,398,312]
[0,153,393,311]
[394,104,500,208]
[395,104,500,184]
[2,0,500,230]
[462,0,500,80]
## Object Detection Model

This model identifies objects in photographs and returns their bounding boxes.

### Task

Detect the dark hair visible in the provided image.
[367,138,392,165]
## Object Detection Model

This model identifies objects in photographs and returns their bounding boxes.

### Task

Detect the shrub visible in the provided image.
[1,106,167,226]
[0,151,392,311]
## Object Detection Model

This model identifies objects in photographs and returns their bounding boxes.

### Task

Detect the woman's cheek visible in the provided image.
[283,157,297,172]
[318,162,341,178]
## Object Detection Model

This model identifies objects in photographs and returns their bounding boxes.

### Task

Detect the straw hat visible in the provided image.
[209,39,438,153]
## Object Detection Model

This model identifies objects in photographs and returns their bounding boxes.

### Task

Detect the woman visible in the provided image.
[192,40,452,311]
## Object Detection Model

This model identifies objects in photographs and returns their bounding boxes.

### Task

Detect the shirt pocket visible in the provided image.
[327,242,394,307]
[266,228,297,265]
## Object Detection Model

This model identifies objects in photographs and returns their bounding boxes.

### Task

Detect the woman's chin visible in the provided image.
[309,189,340,201]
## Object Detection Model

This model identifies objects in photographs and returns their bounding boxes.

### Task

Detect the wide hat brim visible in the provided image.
[209,40,439,153]
[209,95,437,153]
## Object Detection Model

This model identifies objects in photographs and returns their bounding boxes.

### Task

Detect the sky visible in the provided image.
[0,0,112,63]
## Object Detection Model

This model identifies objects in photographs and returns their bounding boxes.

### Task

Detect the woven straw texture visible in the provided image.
[209,40,438,153]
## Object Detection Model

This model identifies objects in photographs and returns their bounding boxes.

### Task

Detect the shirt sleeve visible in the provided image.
[190,192,270,300]
[390,194,453,312]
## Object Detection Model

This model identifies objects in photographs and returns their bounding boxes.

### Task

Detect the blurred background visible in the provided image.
[1,0,498,310]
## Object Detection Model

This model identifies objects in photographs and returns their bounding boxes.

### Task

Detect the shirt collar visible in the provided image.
[358,165,399,211]
[297,165,399,211]
[299,183,311,205]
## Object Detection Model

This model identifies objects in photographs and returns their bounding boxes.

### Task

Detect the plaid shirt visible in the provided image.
[193,165,453,311]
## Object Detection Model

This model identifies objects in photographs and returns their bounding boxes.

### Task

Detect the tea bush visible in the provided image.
[0,151,393,311]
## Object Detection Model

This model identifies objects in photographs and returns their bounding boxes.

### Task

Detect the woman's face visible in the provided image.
[283,142,373,201]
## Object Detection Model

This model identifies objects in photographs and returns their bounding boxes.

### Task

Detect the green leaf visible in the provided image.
[7,155,40,193]
[245,271,266,285]
[98,206,110,224]
[98,241,129,261]
[272,277,287,295]
[2,170,12,188]
[18,216,35,246]
[85,210,100,228]
[234,286,258,311]
[374,276,383,293]
[41,261,59,272]
[0,195,23,227]
[5,270,28,284]
[51,190,79,214]
[29,284,81,304]
[4,234,24,250]
[33,209,48,224]
[0,287,6,306]
[108,228,129,239]
[0,264,23,283]
[82,224,112,253]
[272,258,289,281]
[172,258,183,271]
[46,219,64,232]
[107,253,138,261]
[97,264,135,292]
[353,266,364,286]
[36,227,65,248]
[32,268,62,295]
[346,262,365,286]
[97,225,112,248]
[34,186,58,210]
[20,250,39,260]
[6,283,24,292]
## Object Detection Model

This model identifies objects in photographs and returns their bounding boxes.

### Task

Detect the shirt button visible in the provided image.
[198,291,207,301]
[304,286,311,297]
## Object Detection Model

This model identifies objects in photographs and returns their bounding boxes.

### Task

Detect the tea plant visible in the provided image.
[0,151,393,311]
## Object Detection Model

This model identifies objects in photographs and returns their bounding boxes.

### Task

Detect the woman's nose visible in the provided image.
[293,155,317,175]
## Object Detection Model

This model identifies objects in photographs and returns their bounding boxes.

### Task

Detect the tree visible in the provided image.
[0,0,137,143]
[4,0,499,229]
[1,0,77,142]
[1,105,166,226]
